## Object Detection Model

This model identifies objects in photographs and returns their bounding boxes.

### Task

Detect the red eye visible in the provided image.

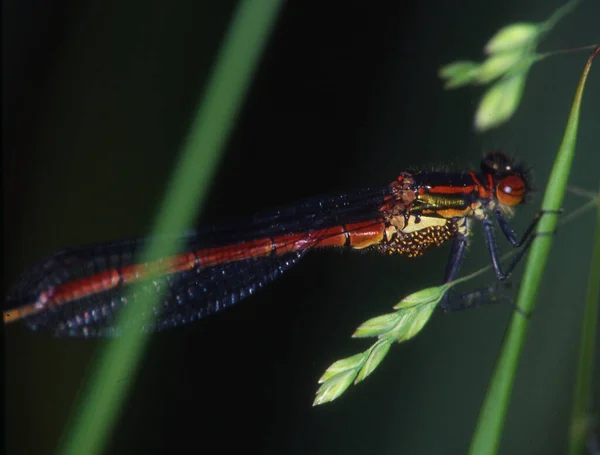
[496,175,525,206]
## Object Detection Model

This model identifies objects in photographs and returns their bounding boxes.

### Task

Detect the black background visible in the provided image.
[3,1,599,454]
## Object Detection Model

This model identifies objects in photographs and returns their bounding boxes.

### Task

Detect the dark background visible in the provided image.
[3,1,599,454]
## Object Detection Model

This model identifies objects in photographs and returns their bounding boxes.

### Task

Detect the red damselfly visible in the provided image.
[3,152,550,337]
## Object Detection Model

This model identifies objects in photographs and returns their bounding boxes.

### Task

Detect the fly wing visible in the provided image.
[6,185,392,337]
[192,186,392,243]
[16,249,306,337]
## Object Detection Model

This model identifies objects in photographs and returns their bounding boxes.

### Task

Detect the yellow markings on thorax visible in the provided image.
[402,215,447,233]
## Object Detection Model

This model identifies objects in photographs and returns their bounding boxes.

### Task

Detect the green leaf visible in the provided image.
[476,52,527,84]
[439,61,481,89]
[401,305,437,340]
[317,352,367,383]
[385,305,436,343]
[314,282,455,404]
[484,23,539,54]
[352,312,401,338]
[475,72,528,132]
[313,370,358,406]
[355,340,392,384]
[393,284,449,310]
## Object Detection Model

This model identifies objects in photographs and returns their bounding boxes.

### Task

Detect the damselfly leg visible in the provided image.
[440,209,562,311]
[484,209,562,280]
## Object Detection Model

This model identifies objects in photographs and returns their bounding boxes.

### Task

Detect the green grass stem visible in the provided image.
[469,45,600,455]
[56,2,283,454]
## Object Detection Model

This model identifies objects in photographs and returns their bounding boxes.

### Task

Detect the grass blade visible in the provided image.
[567,190,600,455]
[469,45,600,455]
[57,2,283,454]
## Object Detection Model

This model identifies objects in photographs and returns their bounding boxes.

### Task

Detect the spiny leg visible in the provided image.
[485,209,562,280]
[439,232,514,311]
[438,221,517,313]
[439,210,560,312]
[440,228,479,311]
[494,209,562,247]
[443,282,515,313]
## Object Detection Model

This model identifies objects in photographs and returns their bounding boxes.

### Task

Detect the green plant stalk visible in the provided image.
[57,2,283,454]
[538,0,581,36]
[568,190,600,455]
[538,44,599,61]
[469,45,600,455]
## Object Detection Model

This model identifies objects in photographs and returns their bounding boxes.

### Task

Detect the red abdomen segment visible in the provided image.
[3,221,388,336]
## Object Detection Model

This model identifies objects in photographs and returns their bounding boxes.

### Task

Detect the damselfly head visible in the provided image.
[481,151,532,207]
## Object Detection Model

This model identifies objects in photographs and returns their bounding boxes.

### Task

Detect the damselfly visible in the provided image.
[3,152,548,336]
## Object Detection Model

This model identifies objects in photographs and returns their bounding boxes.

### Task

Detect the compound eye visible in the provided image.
[496,175,525,206]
